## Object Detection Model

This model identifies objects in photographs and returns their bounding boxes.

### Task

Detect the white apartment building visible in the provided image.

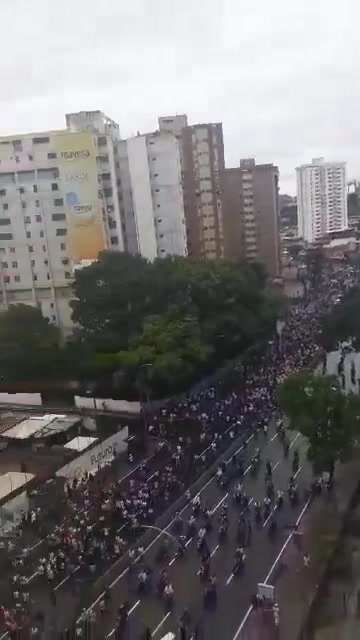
[0,111,125,334]
[0,112,188,334]
[296,157,348,243]
[117,130,187,260]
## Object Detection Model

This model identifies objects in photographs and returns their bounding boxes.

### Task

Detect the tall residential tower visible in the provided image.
[296,158,348,243]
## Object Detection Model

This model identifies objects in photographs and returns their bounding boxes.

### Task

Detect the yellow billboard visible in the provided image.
[53,132,106,261]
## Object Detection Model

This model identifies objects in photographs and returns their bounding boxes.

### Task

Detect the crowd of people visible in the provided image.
[0,266,354,639]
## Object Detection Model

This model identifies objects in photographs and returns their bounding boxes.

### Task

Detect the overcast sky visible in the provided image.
[1,0,358,193]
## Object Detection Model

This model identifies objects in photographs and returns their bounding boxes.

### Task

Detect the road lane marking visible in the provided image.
[152,611,171,637]
[211,544,219,557]
[211,493,229,514]
[54,565,80,591]
[270,432,279,442]
[264,495,311,584]
[289,432,301,449]
[231,496,312,640]
[77,431,263,620]
[106,600,140,638]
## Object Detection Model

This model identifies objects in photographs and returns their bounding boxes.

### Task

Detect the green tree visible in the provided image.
[117,312,213,396]
[71,252,158,351]
[278,372,360,479]
[0,305,62,382]
[320,286,360,351]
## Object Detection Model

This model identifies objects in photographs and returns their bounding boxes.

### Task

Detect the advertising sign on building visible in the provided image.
[56,428,128,481]
[53,131,106,261]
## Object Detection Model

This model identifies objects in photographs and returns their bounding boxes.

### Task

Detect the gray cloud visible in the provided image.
[0,0,359,192]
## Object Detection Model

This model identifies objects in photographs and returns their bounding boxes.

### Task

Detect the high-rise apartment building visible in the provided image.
[223,159,281,277]
[159,116,226,259]
[296,158,348,243]
[0,111,187,334]
[117,130,187,260]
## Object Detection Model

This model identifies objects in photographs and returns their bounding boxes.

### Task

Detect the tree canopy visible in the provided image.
[71,252,282,396]
[277,372,360,478]
[320,286,360,351]
[0,305,63,383]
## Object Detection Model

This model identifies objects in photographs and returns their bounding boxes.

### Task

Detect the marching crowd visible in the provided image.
[0,267,353,639]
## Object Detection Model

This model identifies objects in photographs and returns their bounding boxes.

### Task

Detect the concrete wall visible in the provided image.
[0,392,42,406]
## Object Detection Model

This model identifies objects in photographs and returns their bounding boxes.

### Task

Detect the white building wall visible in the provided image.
[147,132,187,257]
[296,158,348,243]
[127,136,158,261]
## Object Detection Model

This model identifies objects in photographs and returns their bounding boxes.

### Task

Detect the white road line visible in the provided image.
[211,493,229,514]
[210,544,219,557]
[106,600,140,638]
[54,565,80,591]
[264,496,311,584]
[226,573,234,586]
[185,537,193,548]
[270,432,279,442]
[152,611,171,637]
[231,496,312,640]
[78,431,257,620]
[289,432,301,449]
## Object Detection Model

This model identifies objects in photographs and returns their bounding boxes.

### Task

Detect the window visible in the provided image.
[33,185,38,193]
[15,156,20,164]
[33,136,49,144]
[60,243,66,251]
[9,247,15,253]
[46,273,51,280]
[31,260,35,267]
[102,172,111,180]
[152,157,157,161]
[3,203,8,210]
[35,215,42,222]
[52,213,66,221]
[159,234,164,238]
[44,259,48,266]
[54,198,64,206]
[35,200,40,208]
[62,258,69,265]
[51,183,59,191]
[2,262,8,268]
[50,303,54,309]
[104,187,113,197]
[153,173,159,177]
[110,236,119,245]
[14,275,20,282]
[18,187,25,194]
[0,218,10,225]
[26,232,31,238]
[3,276,10,283]
[0,189,5,196]
[47,152,57,159]
[33,274,37,282]
[12,261,18,268]
[155,189,160,193]
[28,154,33,161]
[24,216,31,224]
[65,271,71,279]
[28,245,34,252]
[98,136,107,147]
[56,228,67,236]
[21,201,26,209]
[42,245,46,252]
[39,231,44,238]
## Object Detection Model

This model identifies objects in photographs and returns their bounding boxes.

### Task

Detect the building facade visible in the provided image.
[159,116,226,260]
[117,130,187,260]
[0,112,187,334]
[223,159,281,278]
[296,157,348,243]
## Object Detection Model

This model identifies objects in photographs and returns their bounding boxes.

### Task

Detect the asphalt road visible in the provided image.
[74,420,313,640]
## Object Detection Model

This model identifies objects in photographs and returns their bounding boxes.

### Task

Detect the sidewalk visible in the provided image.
[276,458,360,639]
